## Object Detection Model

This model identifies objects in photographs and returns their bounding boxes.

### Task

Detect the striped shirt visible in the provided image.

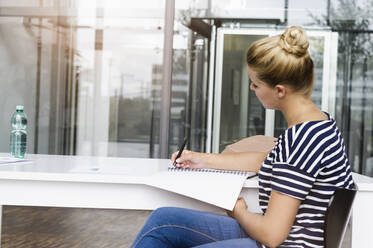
[257,114,355,248]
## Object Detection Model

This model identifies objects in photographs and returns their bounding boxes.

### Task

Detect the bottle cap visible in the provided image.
[16,105,24,111]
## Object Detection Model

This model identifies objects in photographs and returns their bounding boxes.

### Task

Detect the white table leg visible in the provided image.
[351,191,372,247]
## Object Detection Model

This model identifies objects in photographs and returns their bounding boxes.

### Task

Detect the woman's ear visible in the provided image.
[275,85,287,99]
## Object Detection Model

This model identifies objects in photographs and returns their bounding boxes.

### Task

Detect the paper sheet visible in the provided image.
[146,170,253,210]
[0,156,32,164]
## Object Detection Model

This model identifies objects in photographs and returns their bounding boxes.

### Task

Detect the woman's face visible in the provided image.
[247,67,279,110]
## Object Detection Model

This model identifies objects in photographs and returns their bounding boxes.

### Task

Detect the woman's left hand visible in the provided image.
[227,197,248,219]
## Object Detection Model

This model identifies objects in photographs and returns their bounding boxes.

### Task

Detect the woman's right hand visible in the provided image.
[171,150,210,169]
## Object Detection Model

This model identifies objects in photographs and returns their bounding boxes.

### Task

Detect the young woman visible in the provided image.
[130,26,355,248]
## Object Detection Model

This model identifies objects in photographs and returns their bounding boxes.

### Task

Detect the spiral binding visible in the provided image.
[168,167,253,177]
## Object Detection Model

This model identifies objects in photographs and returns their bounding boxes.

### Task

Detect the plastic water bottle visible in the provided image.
[10,105,28,158]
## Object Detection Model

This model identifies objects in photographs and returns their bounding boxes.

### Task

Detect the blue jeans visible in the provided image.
[130,207,259,248]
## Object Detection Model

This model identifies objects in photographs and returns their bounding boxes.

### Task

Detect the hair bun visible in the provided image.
[279,26,309,56]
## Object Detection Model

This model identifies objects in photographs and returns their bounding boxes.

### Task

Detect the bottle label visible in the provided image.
[10,132,27,158]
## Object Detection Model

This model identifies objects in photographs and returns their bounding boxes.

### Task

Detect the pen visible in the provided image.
[173,138,188,166]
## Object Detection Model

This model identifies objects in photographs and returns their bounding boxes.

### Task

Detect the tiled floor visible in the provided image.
[1,206,151,248]
[1,206,352,248]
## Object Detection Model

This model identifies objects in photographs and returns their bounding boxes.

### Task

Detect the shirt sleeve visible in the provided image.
[271,162,316,200]
[270,123,330,200]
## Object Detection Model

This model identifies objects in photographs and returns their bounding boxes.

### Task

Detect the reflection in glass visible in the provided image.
[76,18,164,158]
[0,1,165,159]
[274,35,325,137]
[336,33,373,177]
[219,34,267,152]
[169,6,211,156]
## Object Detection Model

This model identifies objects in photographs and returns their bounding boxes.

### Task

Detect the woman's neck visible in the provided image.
[280,95,327,128]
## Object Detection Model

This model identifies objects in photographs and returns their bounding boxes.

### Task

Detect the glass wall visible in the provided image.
[75,2,165,158]
[328,0,373,176]
[169,1,211,155]
[0,0,165,158]
[0,0,372,176]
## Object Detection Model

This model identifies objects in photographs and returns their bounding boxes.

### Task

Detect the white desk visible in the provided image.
[0,154,371,248]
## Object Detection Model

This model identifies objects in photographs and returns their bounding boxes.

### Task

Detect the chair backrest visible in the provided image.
[324,187,357,248]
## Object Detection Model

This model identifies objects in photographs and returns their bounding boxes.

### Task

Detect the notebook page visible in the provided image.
[146,169,250,210]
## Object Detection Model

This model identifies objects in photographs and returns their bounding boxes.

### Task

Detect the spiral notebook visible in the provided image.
[146,167,257,210]
[167,167,257,178]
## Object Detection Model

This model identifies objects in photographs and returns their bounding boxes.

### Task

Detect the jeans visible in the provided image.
[130,207,259,248]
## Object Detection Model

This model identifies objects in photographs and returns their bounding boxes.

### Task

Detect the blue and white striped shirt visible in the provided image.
[258,114,355,248]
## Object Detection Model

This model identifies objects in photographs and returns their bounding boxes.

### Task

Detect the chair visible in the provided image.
[324,187,357,248]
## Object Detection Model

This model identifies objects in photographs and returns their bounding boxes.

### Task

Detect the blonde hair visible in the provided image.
[246,26,314,95]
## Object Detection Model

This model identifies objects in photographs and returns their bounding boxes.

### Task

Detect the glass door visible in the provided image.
[210,28,338,153]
